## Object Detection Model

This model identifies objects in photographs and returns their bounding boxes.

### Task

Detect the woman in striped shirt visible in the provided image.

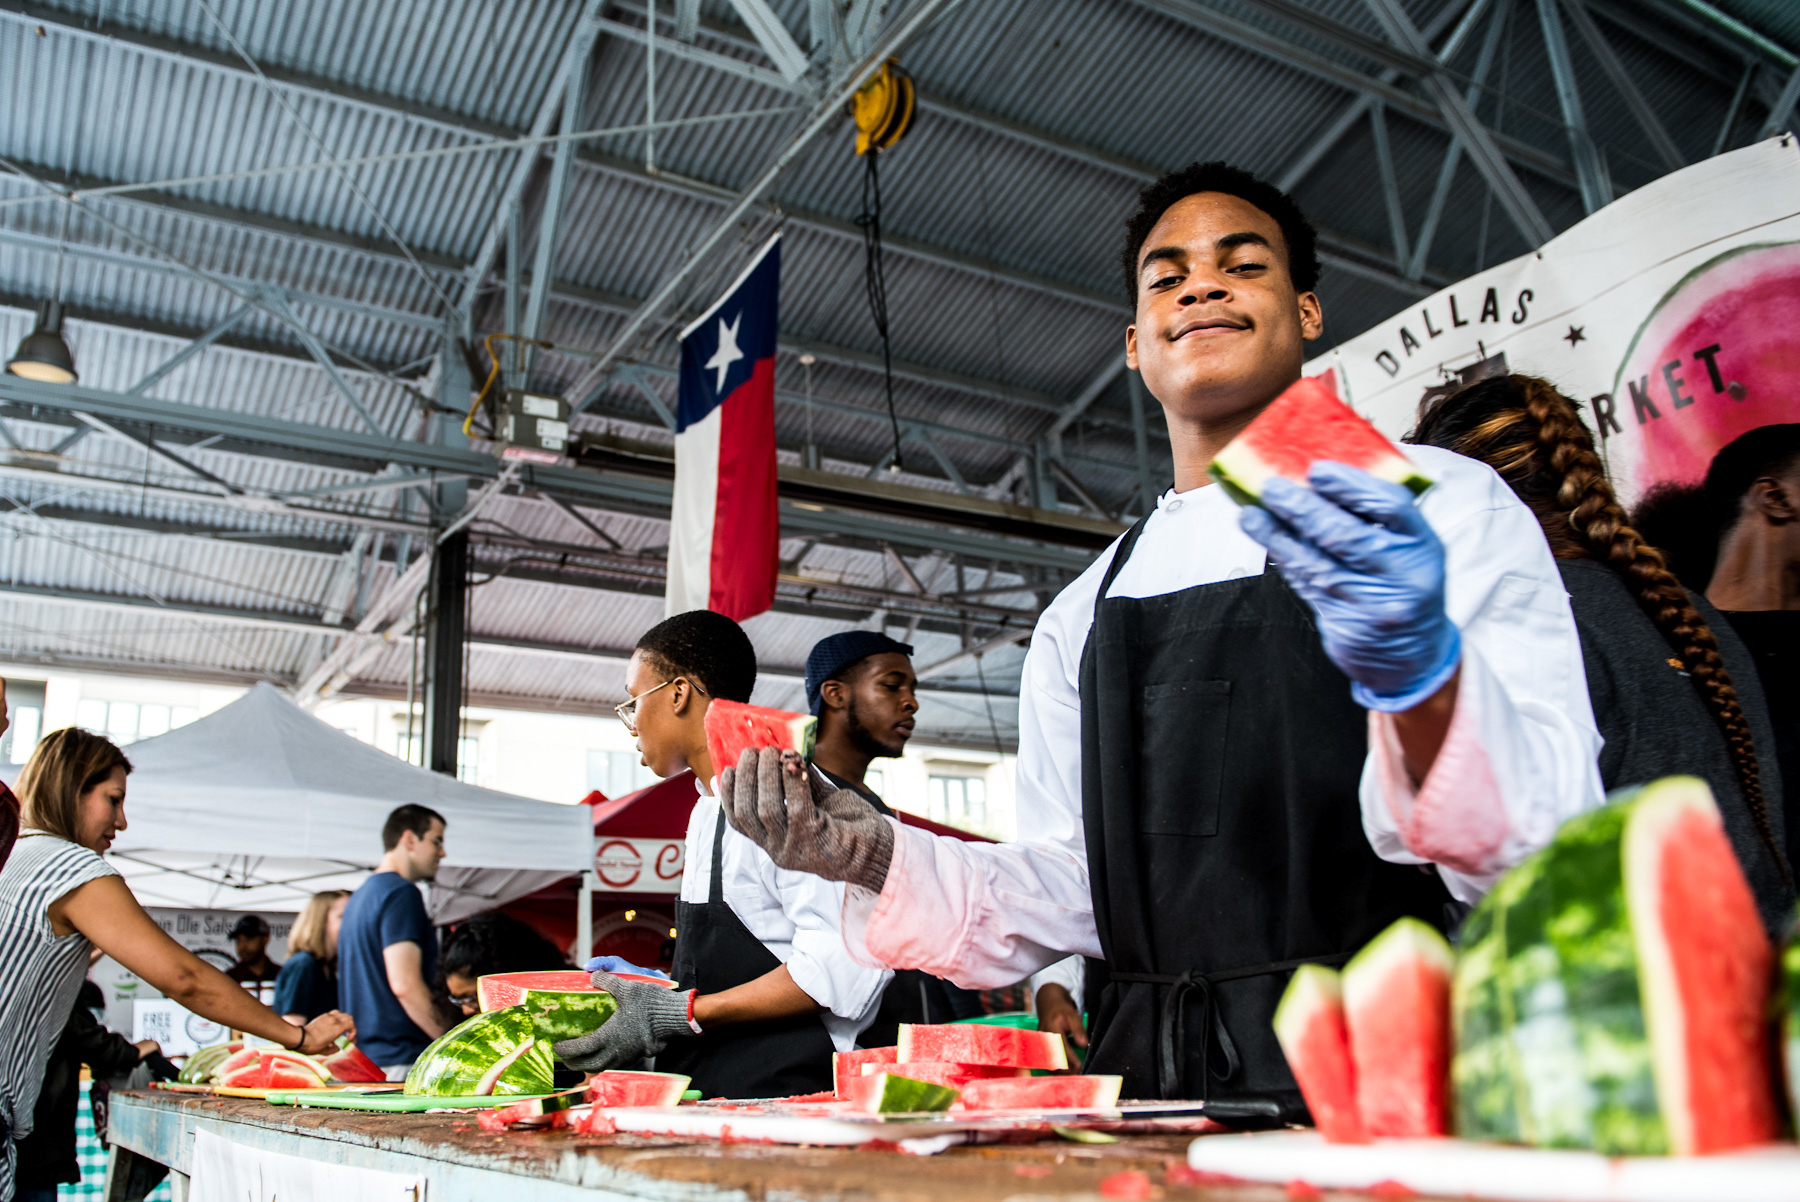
[0,729,355,1199]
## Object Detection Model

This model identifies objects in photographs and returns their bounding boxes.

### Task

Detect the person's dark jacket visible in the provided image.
[273,950,336,1021]
[1722,611,1800,884]
[1560,560,1795,934]
[0,779,18,875]
[14,983,141,1189]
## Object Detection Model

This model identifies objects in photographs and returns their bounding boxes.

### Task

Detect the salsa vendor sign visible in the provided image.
[1306,135,1800,504]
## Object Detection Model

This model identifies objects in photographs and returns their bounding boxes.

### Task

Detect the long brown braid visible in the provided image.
[1410,374,1790,886]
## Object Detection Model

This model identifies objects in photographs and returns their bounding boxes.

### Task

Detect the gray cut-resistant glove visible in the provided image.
[551,972,697,1071]
[719,747,895,892]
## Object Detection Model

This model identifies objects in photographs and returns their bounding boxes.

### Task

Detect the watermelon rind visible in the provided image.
[588,1070,692,1108]
[850,1073,960,1114]
[404,1006,556,1097]
[1207,376,1432,508]
[1785,932,1800,1124]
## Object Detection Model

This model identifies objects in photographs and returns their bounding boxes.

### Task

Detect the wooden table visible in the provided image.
[104,1090,1306,1201]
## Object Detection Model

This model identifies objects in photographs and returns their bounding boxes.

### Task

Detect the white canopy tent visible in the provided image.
[6,683,594,926]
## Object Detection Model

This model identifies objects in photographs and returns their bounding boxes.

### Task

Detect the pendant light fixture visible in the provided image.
[8,199,77,384]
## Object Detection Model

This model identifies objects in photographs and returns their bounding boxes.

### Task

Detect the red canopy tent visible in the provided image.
[503,772,992,966]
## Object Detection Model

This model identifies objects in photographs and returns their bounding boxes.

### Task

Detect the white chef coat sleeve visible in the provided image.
[840,550,1114,988]
[1359,446,1604,901]
[764,858,892,1023]
[1030,955,1086,1012]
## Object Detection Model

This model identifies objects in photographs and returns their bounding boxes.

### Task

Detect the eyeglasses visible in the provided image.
[614,678,674,734]
[447,994,477,1009]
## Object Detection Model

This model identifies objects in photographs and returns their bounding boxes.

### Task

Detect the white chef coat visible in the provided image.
[841,444,1605,988]
[681,792,891,1053]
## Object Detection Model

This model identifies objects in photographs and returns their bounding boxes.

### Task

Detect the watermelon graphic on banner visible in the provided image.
[667,234,781,622]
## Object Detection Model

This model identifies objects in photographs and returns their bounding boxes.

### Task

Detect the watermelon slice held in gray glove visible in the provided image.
[551,972,698,1072]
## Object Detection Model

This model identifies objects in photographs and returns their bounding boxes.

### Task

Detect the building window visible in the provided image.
[928,775,986,828]
[587,750,658,798]
[864,768,886,799]
[395,734,480,783]
[2,680,45,765]
[75,700,198,744]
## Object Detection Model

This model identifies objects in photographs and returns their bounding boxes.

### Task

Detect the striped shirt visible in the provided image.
[0,832,117,1195]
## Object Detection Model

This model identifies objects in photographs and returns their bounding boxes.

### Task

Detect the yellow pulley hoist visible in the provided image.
[850,59,914,156]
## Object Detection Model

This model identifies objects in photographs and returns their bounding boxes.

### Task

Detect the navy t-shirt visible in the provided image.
[338,872,438,1067]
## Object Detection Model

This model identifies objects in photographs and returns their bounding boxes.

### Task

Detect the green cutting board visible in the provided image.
[267,1091,556,1112]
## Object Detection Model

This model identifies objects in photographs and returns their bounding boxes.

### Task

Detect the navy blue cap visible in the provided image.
[805,631,915,716]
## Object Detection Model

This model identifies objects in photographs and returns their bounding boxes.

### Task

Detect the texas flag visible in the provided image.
[666,233,781,621]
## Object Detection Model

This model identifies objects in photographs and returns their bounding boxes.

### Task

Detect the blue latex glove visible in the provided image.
[1239,461,1460,712]
[584,955,670,980]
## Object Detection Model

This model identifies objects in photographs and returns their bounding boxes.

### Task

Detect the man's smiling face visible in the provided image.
[1125,191,1322,428]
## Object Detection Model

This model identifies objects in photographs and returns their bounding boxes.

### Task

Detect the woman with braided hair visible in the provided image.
[1411,373,1795,934]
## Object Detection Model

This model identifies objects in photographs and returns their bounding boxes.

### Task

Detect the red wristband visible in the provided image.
[684,990,702,1034]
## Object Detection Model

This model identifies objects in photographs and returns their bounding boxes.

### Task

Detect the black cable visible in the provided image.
[855,151,904,471]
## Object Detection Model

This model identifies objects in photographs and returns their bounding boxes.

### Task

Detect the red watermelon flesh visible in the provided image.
[587,1070,692,1108]
[703,700,817,782]
[216,1047,261,1080]
[954,1075,1123,1112]
[216,1058,270,1089]
[1343,917,1453,1138]
[1209,374,1431,505]
[320,1044,385,1083]
[898,1023,1068,1071]
[264,1057,331,1090]
[477,969,676,1011]
[1272,964,1367,1143]
[860,1060,1027,1089]
[833,1045,897,1098]
[1626,778,1779,1155]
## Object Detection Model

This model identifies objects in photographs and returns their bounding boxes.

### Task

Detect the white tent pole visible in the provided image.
[575,870,596,965]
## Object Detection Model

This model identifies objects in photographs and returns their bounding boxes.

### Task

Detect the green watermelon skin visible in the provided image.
[404,1006,556,1097]
[1453,800,1664,1154]
[1785,931,1800,1122]
[510,989,618,1045]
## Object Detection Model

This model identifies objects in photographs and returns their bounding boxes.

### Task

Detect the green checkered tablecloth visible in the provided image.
[63,1084,169,1201]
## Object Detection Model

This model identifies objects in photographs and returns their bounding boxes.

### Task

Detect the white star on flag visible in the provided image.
[705,313,745,393]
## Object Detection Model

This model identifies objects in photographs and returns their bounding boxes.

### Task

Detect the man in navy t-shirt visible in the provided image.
[339,805,450,1075]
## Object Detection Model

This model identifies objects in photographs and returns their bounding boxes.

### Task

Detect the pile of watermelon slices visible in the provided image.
[175,1040,384,1088]
[1275,775,1788,1158]
[832,1024,1120,1115]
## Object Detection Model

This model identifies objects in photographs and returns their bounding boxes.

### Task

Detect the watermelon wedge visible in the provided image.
[587,1070,692,1108]
[1272,964,1366,1143]
[404,1006,556,1097]
[897,1023,1067,1071]
[213,1047,261,1083]
[177,1043,237,1085]
[264,1056,332,1091]
[846,1073,960,1114]
[703,699,816,781]
[1454,776,1779,1155]
[476,969,677,1010]
[1209,374,1431,506]
[476,1086,589,1129]
[215,1049,329,1090]
[954,1075,1123,1112]
[860,1060,1027,1089]
[1343,918,1452,1138]
[320,1044,386,1084]
[833,1046,897,1098]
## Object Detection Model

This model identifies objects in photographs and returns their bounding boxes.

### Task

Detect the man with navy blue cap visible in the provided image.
[804,631,918,799]
[803,631,985,1038]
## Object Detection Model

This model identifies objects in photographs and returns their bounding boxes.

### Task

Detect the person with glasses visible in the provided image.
[552,609,891,1099]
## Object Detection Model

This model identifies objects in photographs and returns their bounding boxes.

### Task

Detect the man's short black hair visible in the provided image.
[635,609,757,703]
[1119,161,1320,302]
[1704,423,1800,532]
[383,803,445,851]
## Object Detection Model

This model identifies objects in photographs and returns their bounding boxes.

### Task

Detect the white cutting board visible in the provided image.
[1185,1129,1800,1201]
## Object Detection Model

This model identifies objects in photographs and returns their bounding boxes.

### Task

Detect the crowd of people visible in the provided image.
[0,159,1795,1190]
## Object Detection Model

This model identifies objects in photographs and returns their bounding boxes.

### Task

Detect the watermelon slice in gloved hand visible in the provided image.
[471,971,621,1044]
[404,1006,555,1097]
[846,1073,961,1114]
[703,700,816,782]
[1208,373,1431,506]
[1272,964,1366,1143]
[1454,775,1779,1156]
[478,969,677,1011]
[587,1070,692,1108]
[1343,917,1452,1138]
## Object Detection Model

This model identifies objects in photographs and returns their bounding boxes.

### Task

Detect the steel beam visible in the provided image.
[1713,61,1758,156]
[1127,371,1159,514]
[1535,0,1612,213]
[127,304,254,395]
[421,530,469,775]
[1560,0,1685,172]
[725,0,811,81]
[519,51,590,379]
[1369,103,1411,266]
[1408,0,1512,279]
[1759,63,1800,138]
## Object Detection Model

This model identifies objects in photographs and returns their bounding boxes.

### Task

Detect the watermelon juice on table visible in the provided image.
[1208,372,1432,505]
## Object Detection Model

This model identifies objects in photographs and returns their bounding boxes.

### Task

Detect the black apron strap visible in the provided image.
[1111,953,1353,1100]
[708,800,728,905]
[1092,517,1151,624]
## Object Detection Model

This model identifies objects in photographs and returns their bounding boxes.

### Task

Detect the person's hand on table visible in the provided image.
[294,1010,355,1055]
[718,747,894,892]
[1034,983,1087,1068]
[553,972,697,1071]
[1239,462,1459,712]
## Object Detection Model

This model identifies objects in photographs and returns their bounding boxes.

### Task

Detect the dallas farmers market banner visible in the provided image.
[1306,136,1800,504]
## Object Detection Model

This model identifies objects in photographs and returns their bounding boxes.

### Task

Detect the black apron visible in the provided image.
[655,805,837,1099]
[1078,517,1450,1122]
[812,767,988,1046]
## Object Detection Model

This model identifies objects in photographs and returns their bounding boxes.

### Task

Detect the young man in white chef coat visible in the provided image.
[552,610,889,1098]
[717,162,1604,1119]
